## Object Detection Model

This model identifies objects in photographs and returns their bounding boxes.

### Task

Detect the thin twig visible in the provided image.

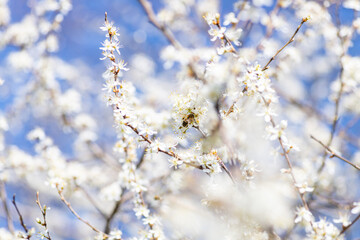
[310,135,360,171]
[12,195,31,239]
[262,17,308,71]
[137,0,204,82]
[136,148,147,169]
[56,185,108,237]
[317,66,344,174]
[137,0,181,49]
[262,96,314,229]
[217,157,236,184]
[214,22,237,53]
[224,18,308,117]
[0,181,14,233]
[194,126,206,138]
[104,144,148,233]
[317,2,349,174]
[340,212,360,235]
[104,196,124,234]
[75,183,108,219]
[35,192,52,240]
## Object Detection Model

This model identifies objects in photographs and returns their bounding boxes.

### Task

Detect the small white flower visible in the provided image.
[100,51,115,61]
[295,207,313,223]
[309,218,341,239]
[100,39,121,55]
[102,79,118,93]
[203,12,218,25]
[169,158,183,169]
[149,139,166,153]
[226,28,242,46]
[208,27,226,41]
[100,21,120,40]
[131,182,147,193]
[240,159,261,180]
[217,43,233,55]
[139,126,157,137]
[257,106,277,122]
[100,21,113,32]
[134,205,150,218]
[46,177,66,189]
[223,12,238,26]
[295,182,314,193]
[109,229,122,240]
[198,151,222,175]
[112,60,129,71]
[280,120,288,129]
[143,215,160,226]
[333,212,351,227]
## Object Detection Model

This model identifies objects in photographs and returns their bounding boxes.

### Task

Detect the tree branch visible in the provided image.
[35,192,52,240]
[262,17,308,71]
[310,135,360,171]
[12,195,31,239]
[56,185,108,237]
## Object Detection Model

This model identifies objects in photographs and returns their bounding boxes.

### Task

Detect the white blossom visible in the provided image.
[295,207,313,223]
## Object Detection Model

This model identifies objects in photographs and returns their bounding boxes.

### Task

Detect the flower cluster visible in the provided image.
[307,219,342,240]
[172,88,208,134]
[198,149,222,175]
[100,14,165,239]
[204,12,239,55]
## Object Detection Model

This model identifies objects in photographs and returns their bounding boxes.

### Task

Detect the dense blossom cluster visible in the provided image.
[0,0,359,239]
[172,88,208,134]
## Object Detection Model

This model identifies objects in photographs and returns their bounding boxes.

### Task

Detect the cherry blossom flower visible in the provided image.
[208,27,226,41]
[295,207,313,223]
[333,212,351,227]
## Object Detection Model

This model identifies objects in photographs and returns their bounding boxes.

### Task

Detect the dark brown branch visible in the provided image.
[340,212,360,235]
[310,135,360,171]
[12,195,31,239]
[262,18,308,71]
